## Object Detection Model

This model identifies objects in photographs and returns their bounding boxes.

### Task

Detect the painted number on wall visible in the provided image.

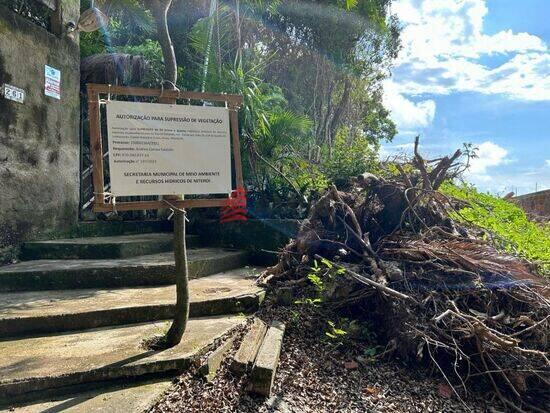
[2,84,25,103]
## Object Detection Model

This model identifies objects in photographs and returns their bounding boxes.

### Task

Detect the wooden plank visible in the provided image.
[250,321,286,397]
[231,318,267,375]
[87,84,243,105]
[92,198,228,212]
[199,335,237,382]
[87,86,105,208]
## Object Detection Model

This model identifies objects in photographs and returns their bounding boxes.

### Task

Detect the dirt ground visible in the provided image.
[150,297,505,413]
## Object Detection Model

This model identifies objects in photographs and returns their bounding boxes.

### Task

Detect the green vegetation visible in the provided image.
[294,258,345,306]
[441,182,550,275]
[80,0,400,216]
[325,320,347,340]
[80,2,549,265]
[80,0,547,271]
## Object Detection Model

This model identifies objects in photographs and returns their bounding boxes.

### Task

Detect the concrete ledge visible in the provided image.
[2,377,174,413]
[231,318,268,375]
[0,292,264,338]
[250,320,285,397]
[196,219,300,265]
[0,248,248,292]
[200,335,237,382]
[0,316,245,403]
[37,220,174,241]
[20,234,199,260]
[0,268,264,337]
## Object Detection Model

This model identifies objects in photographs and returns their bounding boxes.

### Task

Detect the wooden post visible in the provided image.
[87,85,105,208]
[229,103,244,189]
[164,207,190,347]
[157,85,191,347]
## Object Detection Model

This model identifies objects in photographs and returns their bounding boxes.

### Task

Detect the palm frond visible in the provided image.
[92,0,154,34]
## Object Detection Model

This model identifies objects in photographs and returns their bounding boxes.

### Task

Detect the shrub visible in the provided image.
[321,128,380,187]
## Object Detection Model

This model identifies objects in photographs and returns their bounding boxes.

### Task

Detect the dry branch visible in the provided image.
[267,138,550,411]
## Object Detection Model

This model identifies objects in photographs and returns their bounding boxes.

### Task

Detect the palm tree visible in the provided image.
[90,0,177,88]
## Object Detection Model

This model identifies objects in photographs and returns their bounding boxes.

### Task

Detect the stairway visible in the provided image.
[0,222,264,411]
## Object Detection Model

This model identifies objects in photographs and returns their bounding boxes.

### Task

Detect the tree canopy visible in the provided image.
[80,0,401,213]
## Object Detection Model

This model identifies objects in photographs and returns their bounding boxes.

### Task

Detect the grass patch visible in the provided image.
[441,182,550,276]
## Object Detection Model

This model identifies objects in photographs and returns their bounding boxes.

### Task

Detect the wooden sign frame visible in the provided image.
[86,83,244,212]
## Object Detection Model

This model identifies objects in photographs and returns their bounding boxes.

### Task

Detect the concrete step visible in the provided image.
[1,377,174,413]
[0,267,265,338]
[63,220,173,238]
[0,248,248,292]
[0,315,245,403]
[20,233,199,260]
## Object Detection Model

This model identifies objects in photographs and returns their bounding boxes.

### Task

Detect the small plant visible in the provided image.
[325,320,348,340]
[294,297,323,306]
[289,310,301,324]
[295,259,347,307]
[363,345,383,358]
[307,261,325,292]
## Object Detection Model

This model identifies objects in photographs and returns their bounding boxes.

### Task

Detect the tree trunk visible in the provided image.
[148,0,177,90]
[147,0,189,347]
[164,209,190,347]
[328,77,351,143]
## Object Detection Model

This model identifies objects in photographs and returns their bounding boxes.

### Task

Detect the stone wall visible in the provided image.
[0,1,80,263]
[512,190,550,220]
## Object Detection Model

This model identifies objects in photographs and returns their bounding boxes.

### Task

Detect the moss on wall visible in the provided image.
[0,3,81,264]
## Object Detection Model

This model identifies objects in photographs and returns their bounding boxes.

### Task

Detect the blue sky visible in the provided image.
[382,0,549,195]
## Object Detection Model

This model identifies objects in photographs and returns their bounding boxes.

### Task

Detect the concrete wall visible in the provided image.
[512,190,550,220]
[0,1,80,263]
[196,219,301,265]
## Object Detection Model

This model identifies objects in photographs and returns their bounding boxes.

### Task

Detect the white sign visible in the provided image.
[2,84,25,103]
[45,65,61,99]
[106,101,232,196]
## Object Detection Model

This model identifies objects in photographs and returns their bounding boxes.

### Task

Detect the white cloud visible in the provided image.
[468,141,509,175]
[475,30,546,55]
[545,160,550,167]
[469,167,549,196]
[462,141,517,189]
[389,0,549,101]
[382,80,436,131]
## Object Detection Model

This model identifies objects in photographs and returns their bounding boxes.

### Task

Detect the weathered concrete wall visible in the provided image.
[512,190,550,220]
[196,219,301,265]
[0,2,80,263]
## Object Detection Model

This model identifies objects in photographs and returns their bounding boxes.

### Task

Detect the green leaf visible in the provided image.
[345,0,358,10]
[321,257,333,269]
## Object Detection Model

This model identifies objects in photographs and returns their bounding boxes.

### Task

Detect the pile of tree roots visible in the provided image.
[265,139,549,412]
